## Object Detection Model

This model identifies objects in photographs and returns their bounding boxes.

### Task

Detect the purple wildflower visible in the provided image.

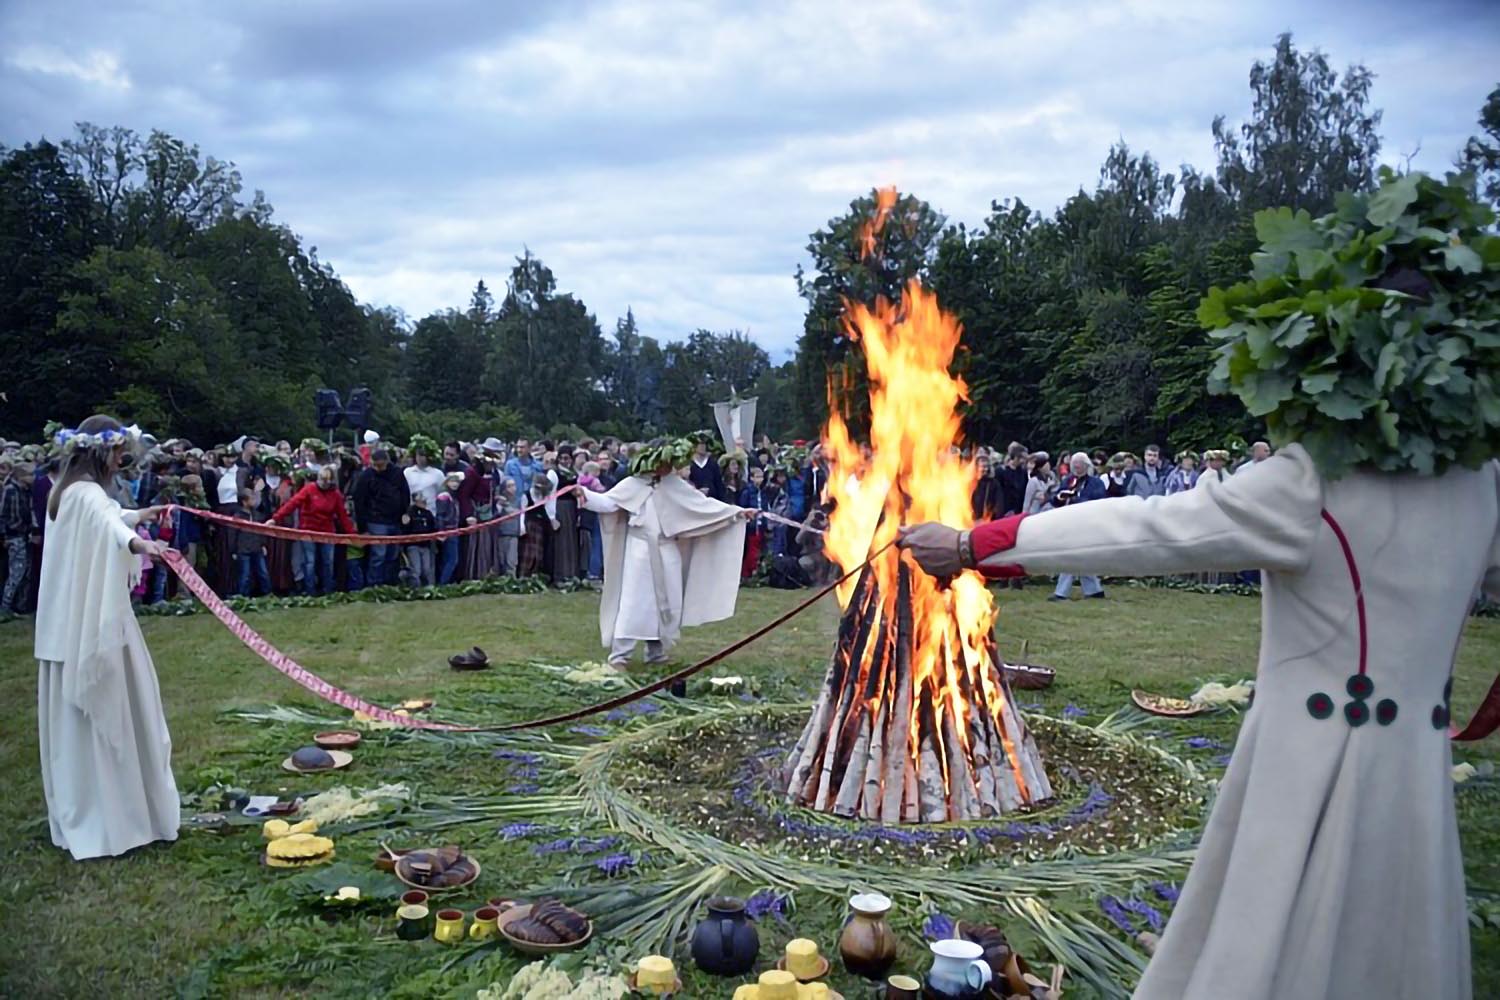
[499,822,551,841]
[533,838,577,855]
[1183,736,1225,750]
[573,835,621,854]
[1150,881,1180,903]
[1063,703,1087,719]
[1120,896,1164,932]
[1098,896,1135,935]
[493,749,542,764]
[1064,783,1113,822]
[595,852,635,876]
[923,912,956,941]
[568,725,609,738]
[746,890,789,921]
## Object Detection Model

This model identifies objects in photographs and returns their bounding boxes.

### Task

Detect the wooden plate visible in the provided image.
[394,850,481,893]
[313,729,362,750]
[1131,688,1208,718]
[497,902,593,955]
[625,971,684,996]
[281,749,354,773]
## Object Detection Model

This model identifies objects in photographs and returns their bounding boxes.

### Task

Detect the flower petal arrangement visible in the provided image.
[1201,169,1500,478]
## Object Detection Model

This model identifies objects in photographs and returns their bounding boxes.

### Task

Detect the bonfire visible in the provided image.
[782,189,1051,823]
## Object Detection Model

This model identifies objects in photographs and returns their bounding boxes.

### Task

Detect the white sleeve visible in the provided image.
[94,490,139,550]
[986,444,1324,576]
[545,471,559,520]
[581,490,623,514]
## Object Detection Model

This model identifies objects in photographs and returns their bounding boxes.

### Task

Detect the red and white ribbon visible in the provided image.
[168,485,579,546]
[162,548,469,730]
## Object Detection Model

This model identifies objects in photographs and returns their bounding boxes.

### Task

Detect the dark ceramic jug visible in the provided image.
[690,895,760,976]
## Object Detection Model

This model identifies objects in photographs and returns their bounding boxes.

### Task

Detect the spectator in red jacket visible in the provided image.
[272,466,353,595]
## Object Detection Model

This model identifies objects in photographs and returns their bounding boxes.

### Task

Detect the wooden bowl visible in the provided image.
[313,729,363,750]
[1004,663,1056,691]
[393,850,481,893]
[1131,688,1208,717]
[497,902,593,955]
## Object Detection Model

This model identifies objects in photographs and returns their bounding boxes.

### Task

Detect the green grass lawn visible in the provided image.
[1,583,1496,998]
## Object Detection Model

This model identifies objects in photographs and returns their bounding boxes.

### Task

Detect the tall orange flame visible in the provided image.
[821,189,1028,801]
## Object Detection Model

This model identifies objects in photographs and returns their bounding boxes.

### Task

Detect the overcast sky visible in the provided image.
[4,0,1496,358]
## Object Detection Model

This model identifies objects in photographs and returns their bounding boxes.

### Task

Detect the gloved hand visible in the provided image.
[896,522,969,577]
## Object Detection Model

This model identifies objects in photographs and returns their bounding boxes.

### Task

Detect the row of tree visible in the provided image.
[3,34,1496,452]
[0,127,787,446]
[793,35,1500,453]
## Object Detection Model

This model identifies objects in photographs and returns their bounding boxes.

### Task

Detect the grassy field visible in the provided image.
[1,583,1496,998]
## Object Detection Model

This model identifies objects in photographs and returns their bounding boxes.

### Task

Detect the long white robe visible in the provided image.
[34,481,179,860]
[584,473,745,649]
[983,445,1479,1000]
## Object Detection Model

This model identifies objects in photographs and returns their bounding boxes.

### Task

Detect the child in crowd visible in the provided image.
[434,472,463,585]
[401,491,437,587]
[496,478,521,576]
[231,487,272,597]
[738,465,768,579]
[577,460,604,581]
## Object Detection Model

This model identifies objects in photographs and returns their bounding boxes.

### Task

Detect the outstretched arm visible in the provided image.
[902,445,1324,579]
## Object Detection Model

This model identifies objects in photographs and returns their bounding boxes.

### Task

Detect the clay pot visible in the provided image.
[838,892,898,980]
[690,895,760,976]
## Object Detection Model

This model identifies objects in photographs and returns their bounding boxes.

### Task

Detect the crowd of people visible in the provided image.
[0,426,1268,617]
[975,440,1274,599]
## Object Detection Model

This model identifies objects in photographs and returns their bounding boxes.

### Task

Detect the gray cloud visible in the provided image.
[4,0,1497,358]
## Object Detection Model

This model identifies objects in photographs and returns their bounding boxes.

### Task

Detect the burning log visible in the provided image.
[783,561,1051,823]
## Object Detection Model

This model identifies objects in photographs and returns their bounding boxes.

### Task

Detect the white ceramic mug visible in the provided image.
[927,939,993,997]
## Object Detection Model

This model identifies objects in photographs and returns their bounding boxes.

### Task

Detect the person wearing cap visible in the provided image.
[351,448,409,586]
[434,471,464,584]
[1198,449,1231,487]
[359,429,380,468]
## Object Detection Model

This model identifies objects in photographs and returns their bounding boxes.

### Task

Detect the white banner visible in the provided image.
[712,397,757,454]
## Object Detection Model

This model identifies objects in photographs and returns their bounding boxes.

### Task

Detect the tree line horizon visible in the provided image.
[3,34,1497,453]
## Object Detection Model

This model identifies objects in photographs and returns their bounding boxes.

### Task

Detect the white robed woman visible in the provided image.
[901,172,1495,999]
[35,414,179,860]
[581,438,750,667]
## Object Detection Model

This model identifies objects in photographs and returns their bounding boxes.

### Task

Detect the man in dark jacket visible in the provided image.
[1049,452,1107,601]
[352,448,410,585]
[688,439,727,501]
[996,442,1029,515]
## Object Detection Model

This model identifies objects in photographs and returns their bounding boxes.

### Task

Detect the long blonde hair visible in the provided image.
[47,414,125,521]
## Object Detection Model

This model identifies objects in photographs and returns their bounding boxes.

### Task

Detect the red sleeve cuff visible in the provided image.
[972,514,1027,579]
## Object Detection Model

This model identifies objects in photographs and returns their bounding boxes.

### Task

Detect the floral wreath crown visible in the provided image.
[53,424,141,455]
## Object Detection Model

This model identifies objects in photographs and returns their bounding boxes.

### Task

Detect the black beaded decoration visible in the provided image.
[1307,692,1334,720]
[1432,676,1454,730]
[1375,699,1398,726]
